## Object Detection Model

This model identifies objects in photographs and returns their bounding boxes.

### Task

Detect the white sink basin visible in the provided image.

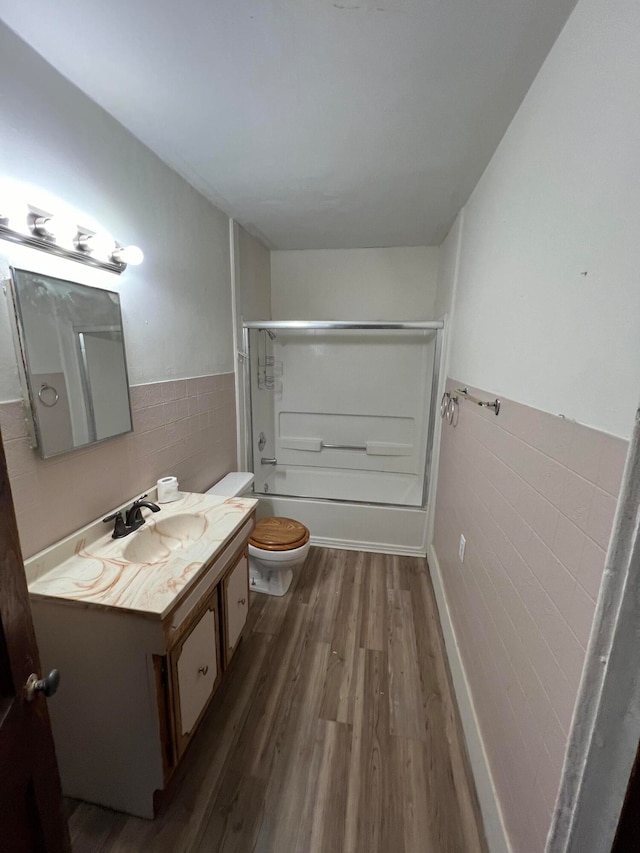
[123,513,207,564]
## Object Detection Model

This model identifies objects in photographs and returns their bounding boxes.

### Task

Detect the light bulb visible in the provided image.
[111,245,144,266]
[47,215,78,244]
[33,215,78,244]
[1,201,29,232]
[78,232,116,257]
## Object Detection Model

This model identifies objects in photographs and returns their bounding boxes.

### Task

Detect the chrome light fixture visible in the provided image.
[76,232,144,268]
[0,202,143,274]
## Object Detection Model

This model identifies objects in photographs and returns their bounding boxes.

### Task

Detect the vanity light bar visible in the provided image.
[0,207,143,274]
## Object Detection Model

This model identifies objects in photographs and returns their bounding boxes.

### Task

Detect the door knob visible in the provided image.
[25,669,60,701]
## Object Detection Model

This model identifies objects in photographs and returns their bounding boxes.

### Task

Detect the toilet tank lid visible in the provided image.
[205,472,254,497]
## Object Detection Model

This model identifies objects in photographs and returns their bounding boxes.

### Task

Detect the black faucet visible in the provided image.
[126,495,161,529]
[103,495,161,539]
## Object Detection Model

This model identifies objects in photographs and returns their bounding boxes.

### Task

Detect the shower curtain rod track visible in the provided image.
[243,320,444,331]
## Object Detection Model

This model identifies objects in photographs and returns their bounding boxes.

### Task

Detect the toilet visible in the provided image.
[205,472,311,597]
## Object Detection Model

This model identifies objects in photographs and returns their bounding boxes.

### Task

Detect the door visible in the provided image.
[612,739,640,851]
[0,427,70,851]
[169,592,222,761]
[221,552,249,666]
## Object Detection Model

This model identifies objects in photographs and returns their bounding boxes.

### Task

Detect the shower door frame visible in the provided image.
[241,320,444,510]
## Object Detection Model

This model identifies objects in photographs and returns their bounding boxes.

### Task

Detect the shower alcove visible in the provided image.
[241,320,443,555]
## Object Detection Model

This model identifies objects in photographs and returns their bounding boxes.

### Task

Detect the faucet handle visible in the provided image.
[103,511,127,539]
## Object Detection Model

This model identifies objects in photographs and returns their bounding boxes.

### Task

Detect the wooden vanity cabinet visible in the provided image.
[31,510,254,819]
[220,550,250,667]
[158,543,251,776]
[168,591,223,762]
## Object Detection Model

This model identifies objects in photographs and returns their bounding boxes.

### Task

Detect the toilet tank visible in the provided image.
[205,472,254,497]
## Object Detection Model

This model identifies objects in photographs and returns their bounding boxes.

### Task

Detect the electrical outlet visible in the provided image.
[459,534,466,563]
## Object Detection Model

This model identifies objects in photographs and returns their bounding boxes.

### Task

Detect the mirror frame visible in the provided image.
[5,268,134,458]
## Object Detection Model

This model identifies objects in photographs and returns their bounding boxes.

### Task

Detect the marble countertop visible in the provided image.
[26,491,257,618]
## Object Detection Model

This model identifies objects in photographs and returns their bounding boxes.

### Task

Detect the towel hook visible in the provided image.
[440,391,459,426]
[38,383,59,408]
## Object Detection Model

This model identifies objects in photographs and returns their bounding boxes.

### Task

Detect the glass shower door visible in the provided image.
[245,323,441,508]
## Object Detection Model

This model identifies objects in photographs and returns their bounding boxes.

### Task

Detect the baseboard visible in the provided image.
[428,543,512,853]
[309,535,426,558]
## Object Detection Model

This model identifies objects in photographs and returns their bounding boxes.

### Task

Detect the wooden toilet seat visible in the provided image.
[249,517,310,552]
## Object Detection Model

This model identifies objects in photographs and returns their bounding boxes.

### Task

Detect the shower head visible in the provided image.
[263,329,276,340]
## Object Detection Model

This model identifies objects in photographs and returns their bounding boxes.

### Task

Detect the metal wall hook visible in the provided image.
[448,395,459,426]
[456,387,501,415]
[440,391,450,419]
[440,391,459,426]
[38,382,59,407]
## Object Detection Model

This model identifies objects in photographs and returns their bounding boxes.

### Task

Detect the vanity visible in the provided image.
[26,489,257,818]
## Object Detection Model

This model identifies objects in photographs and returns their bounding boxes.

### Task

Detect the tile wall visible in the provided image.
[433,378,628,852]
[0,373,237,559]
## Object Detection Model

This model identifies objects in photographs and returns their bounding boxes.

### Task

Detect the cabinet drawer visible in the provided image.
[169,594,222,759]
[222,553,249,666]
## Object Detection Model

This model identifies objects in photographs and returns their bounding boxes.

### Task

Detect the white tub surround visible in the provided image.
[26,489,256,818]
[242,320,443,552]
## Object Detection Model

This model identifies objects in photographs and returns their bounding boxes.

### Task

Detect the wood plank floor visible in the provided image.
[65,548,487,852]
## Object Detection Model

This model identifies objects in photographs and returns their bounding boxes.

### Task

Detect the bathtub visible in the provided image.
[253,466,428,556]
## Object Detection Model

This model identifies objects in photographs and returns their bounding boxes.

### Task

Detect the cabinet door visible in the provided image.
[222,552,249,666]
[170,595,221,759]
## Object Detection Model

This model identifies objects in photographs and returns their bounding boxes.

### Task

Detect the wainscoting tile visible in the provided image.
[587,489,618,550]
[0,401,29,440]
[129,382,164,410]
[433,378,627,851]
[567,583,597,648]
[597,435,629,496]
[553,514,585,577]
[534,410,575,467]
[578,537,608,600]
[567,424,605,484]
[558,470,596,532]
[0,372,237,559]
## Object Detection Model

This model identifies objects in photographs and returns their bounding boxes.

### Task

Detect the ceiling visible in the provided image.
[0,0,577,249]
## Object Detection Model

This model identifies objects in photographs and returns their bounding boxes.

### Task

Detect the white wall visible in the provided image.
[434,212,463,322]
[231,222,272,473]
[237,226,271,322]
[446,0,640,439]
[427,210,464,543]
[271,247,439,320]
[0,21,233,405]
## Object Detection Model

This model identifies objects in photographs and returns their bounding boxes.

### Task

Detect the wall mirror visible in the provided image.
[7,267,133,458]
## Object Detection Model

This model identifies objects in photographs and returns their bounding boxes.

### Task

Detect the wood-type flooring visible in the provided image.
[65,547,487,852]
